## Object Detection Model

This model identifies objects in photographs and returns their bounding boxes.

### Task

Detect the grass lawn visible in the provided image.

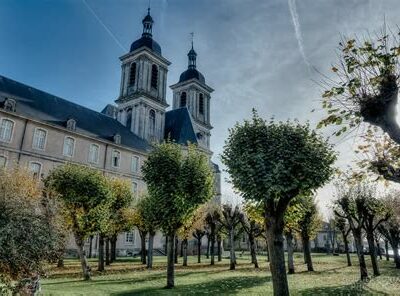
[40,253,400,295]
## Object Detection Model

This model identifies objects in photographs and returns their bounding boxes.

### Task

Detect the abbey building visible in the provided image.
[0,9,220,255]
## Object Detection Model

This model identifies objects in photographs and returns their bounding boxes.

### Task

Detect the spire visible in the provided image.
[188,32,197,69]
[142,7,153,38]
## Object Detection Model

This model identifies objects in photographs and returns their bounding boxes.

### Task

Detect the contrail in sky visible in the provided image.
[288,0,310,68]
[82,0,127,52]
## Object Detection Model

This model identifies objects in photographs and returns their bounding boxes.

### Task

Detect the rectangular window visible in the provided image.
[132,181,138,198]
[0,156,6,168]
[32,128,47,150]
[131,156,139,173]
[88,144,99,164]
[63,137,75,157]
[0,119,14,143]
[112,150,121,168]
[29,162,42,179]
[126,232,134,243]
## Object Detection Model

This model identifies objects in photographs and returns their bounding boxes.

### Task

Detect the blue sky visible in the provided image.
[1,0,400,214]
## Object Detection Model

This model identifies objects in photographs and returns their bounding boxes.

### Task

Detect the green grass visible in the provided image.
[40,253,400,295]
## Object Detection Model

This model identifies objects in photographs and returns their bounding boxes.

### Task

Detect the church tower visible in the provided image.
[170,41,214,151]
[115,8,170,143]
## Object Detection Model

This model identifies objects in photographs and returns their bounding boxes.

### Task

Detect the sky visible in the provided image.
[1,0,399,216]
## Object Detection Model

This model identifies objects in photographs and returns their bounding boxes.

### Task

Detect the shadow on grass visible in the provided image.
[110,275,271,295]
[298,281,389,296]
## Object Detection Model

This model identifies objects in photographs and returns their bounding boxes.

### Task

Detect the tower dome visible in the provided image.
[178,42,205,84]
[129,8,162,55]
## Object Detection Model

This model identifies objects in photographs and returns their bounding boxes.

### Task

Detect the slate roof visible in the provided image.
[179,68,205,84]
[164,107,198,145]
[0,75,152,152]
[130,36,162,55]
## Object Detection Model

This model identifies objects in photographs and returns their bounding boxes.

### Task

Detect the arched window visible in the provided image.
[66,118,76,131]
[32,128,47,150]
[180,92,187,107]
[29,161,42,179]
[129,63,136,86]
[126,109,132,129]
[112,150,121,168]
[151,64,158,89]
[4,98,16,112]
[0,119,14,143]
[149,109,156,138]
[0,155,7,168]
[88,144,100,164]
[63,137,75,157]
[199,93,204,115]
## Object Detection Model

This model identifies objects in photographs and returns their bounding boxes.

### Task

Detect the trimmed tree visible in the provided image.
[44,164,112,280]
[142,142,214,288]
[334,215,352,267]
[204,203,222,266]
[222,112,336,295]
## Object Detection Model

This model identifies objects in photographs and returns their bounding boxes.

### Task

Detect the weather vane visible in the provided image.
[190,32,194,48]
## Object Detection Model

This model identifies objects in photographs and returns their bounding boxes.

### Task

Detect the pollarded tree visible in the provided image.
[135,193,160,269]
[204,203,222,266]
[242,203,265,269]
[318,29,400,183]
[334,183,369,281]
[142,142,214,288]
[378,192,400,268]
[178,205,207,266]
[0,167,64,295]
[44,164,112,280]
[222,112,336,296]
[296,195,322,272]
[334,215,352,267]
[126,203,148,265]
[219,204,242,270]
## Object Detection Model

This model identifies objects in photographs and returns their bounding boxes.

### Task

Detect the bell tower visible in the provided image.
[116,8,170,143]
[170,40,214,151]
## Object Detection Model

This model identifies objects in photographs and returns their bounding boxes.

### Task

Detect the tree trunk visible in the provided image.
[302,235,314,271]
[98,234,105,271]
[366,232,380,276]
[265,239,270,262]
[286,232,295,274]
[75,235,91,280]
[343,234,352,267]
[166,233,175,288]
[206,236,210,259]
[210,232,216,266]
[88,235,93,259]
[183,239,188,266]
[229,227,235,270]
[249,233,259,268]
[217,236,222,262]
[354,230,369,281]
[174,237,179,264]
[105,237,110,266]
[57,258,64,268]
[147,233,154,269]
[197,238,202,263]
[139,230,147,265]
[390,241,400,269]
[111,234,117,262]
[265,217,289,296]
[385,240,390,261]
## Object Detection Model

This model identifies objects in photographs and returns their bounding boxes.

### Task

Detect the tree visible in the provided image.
[45,164,112,280]
[178,205,207,266]
[0,166,64,294]
[97,177,133,271]
[222,112,336,296]
[242,203,265,269]
[378,192,400,268]
[219,204,242,270]
[296,195,322,272]
[126,205,147,265]
[134,194,160,269]
[334,215,352,266]
[204,203,221,266]
[193,229,205,263]
[283,198,304,274]
[142,142,214,288]
[334,183,369,281]
[318,29,400,183]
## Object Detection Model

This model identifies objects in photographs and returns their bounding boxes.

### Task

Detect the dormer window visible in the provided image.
[3,98,16,112]
[66,118,76,131]
[114,133,121,144]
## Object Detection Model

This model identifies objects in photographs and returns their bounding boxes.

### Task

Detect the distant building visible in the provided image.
[0,8,221,256]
